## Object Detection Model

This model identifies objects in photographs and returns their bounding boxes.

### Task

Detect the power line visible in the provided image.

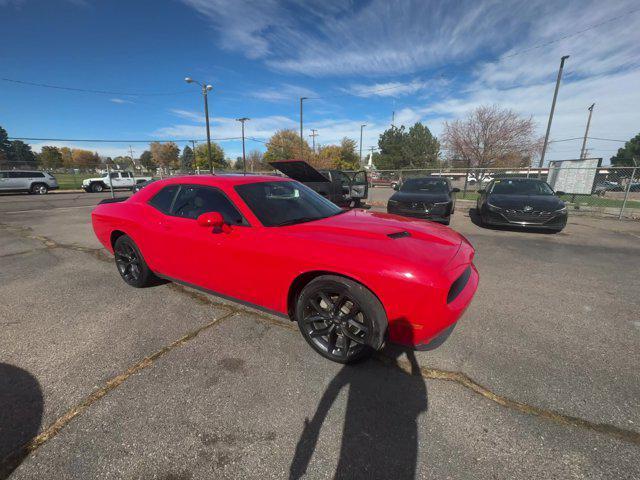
[502,7,640,59]
[8,136,242,143]
[1,78,192,96]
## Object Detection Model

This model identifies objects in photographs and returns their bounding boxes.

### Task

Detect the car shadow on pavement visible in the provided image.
[0,363,43,480]
[289,323,430,480]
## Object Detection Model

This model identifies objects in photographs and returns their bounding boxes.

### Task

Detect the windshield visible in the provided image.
[235,181,343,227]
[490,179,555,195]
[400,178,449,193]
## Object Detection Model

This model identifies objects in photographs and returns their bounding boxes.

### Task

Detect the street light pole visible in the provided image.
[539,55,570,171]
[299,97,307,159]
[580,103,595,159]
[359,124,366,165]
[236,117,249,175]
[185,77,214,173]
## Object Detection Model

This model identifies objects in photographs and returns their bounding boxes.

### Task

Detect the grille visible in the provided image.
[399,201,433,210]
[503,209,553,222]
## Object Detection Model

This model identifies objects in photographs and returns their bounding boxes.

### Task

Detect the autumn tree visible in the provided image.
[112,156,133,169]
[150,142,180,172]
[193,142,227,170]
[247,149,269,172]
[59,147,73,168]
[71,149,100,169]
[263,129,312,163]
[442,105,541,169]
[38,146,63,169]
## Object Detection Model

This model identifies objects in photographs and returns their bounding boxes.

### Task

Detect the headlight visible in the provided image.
[388,199,399,206]
[487,203,502,211]
[556,205,567,213]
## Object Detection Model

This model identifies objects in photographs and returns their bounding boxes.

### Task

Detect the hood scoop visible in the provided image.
[387,231,411,239]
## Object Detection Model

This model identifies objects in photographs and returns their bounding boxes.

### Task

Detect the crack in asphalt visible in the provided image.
[1,220,639,473]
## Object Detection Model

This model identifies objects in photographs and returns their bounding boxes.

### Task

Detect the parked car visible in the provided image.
[387,177,459,225]
[269,160,368,207]
[91,175,478,363]
[594,180,622,195]
[82,171,152,193]
[369,172,400,189]
[0,170,58,194]
[476,178,567,232]
[131,178,157,193]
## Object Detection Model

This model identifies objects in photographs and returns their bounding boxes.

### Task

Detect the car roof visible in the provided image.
[156,174,288,187]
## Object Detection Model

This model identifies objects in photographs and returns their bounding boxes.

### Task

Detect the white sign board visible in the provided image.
[547,158,601,195]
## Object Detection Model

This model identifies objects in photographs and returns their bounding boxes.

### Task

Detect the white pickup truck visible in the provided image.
[82,171,153,193]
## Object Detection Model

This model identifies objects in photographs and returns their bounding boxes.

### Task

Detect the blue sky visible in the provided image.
[1,0,639,163]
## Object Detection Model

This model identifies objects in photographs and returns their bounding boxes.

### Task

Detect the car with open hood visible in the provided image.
[387,177,459,225]
[476,177,567,232]
[91,175,478,363]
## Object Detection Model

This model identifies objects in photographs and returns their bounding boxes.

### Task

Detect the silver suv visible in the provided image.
[0,170,59,194]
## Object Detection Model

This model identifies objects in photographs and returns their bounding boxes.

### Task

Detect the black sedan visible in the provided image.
[387,177,459,225]
[476,178,567,232]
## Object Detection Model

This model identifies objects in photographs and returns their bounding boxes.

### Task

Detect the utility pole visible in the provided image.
[309,129,318,153]
[236,117,249,175]
[391,111,395,127]
[190,140,197,172]
[299,97,308,159]
[359,124,366,165]
[129,145,136,185]
[580,103,595,159]
[185,77,214,173]
[539,55,570,171]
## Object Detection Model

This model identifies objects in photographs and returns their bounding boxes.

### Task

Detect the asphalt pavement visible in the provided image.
[1,192,639,479]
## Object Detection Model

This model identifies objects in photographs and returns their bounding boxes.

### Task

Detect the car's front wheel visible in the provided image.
[113,235,155,288]
[91,182,104,193]
[295,275,387,364]
[31,183,48,195]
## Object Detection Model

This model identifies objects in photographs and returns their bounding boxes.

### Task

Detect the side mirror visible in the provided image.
[556,191,565,196]
[197,211,225,229]
[478,189,486,194]
[451,187,460,193]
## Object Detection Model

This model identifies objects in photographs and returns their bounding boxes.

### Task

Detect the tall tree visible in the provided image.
[442,105,541,169]
[71,149,100,169]
[0,126,12,162]
[193,142,227,170]
[139,150,155,170]
[406,122,440,167]
[150,142,180,171]
[59,147,73,168]
[38,146,63,169]
[377,125,409,169]
[181,145,194,171]
[10,140,37,168]
[610,133,640,167]
[336,137,360,170]
[247,149,268,171]
[263,129,312,163]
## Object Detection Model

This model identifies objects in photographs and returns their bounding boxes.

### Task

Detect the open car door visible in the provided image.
[269,160,330,183]
[350,170,368,200]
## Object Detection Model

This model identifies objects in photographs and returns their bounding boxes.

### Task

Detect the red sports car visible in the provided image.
[91,175,478,363]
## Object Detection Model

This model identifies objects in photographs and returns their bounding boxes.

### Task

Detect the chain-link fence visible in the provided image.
[365,166,640,220]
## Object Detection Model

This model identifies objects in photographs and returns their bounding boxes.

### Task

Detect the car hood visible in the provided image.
[284,209,466,270]
[83,177,105,183]
[487,194,565,210]
[390,191,451,203]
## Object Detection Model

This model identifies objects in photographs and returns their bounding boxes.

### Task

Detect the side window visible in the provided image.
[0,172,6,178]
[171,186,245,224]
[7,172,19,178]
[110,172,120,179]
[122,172,131,178]
[148,185,179,213]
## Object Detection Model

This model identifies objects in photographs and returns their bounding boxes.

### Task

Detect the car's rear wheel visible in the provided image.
[31,183,48,195]
[91,182,104,193]
[113,235,154,288]
[295,275,387,364]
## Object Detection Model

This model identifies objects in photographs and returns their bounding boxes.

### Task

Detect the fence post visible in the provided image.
[619,166,637,220]
[106,164,115,198]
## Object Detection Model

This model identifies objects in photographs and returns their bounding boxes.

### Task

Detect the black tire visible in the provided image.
[113,235,155,288]
[30,183,48,195]
[295,275,387,364]
[91,182,104,193]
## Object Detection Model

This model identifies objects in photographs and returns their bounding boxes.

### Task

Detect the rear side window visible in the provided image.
[171,186,245,225]
[148,185,179,213]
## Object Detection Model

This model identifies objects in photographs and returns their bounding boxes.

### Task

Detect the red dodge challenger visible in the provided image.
[91,175,478,363]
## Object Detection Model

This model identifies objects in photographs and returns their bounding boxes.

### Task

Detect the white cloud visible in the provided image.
[109,98,134,104]
[347,80,426,98]
[252,84,317,103]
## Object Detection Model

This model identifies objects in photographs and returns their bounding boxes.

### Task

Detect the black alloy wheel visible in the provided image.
[296,275,386,363]
[113,235,154,287]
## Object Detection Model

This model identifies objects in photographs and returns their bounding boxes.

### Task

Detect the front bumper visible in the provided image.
[482,208,567,229]
[387,203,451,223]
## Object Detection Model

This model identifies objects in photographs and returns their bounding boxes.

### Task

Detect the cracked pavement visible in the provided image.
[1,193,639,479]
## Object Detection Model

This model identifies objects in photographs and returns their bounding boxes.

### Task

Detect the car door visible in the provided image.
[350,170,368,200]
[110,172,125,189]
[4,172,24,190]
[0,172,8,191]
[153,184,264,304]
